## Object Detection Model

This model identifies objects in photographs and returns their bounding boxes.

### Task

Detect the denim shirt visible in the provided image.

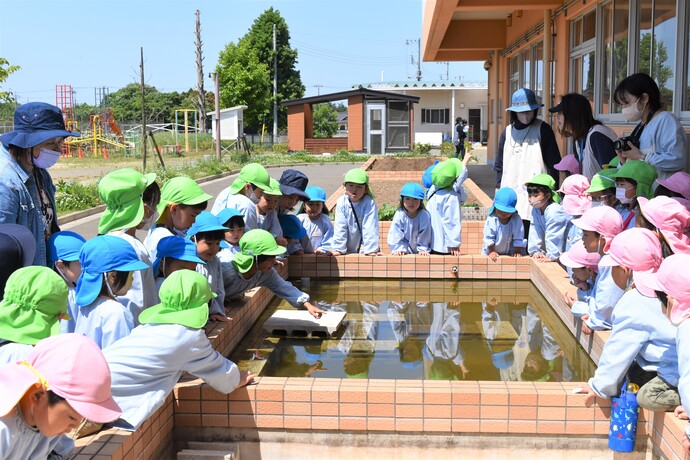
[0,145,57,266]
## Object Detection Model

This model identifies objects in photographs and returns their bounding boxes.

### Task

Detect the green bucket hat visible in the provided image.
[233,229,287,273]
[525,173,561,203]
[431,160,458,189]
[586,168,617,194]
[604,156,620,169]
[228,163,271,195]
[98,169,157,234]
[0,266,68,345]
[157,176,213,215]
[138,269,215,329]
[262,178,283,196]
[612,160,658,198]
[343,168,374,198]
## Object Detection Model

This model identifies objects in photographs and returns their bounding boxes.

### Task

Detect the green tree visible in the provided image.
[312,103,338,138]
[639,33,673,110]
[105,84,195,124]
[0,58,20,103]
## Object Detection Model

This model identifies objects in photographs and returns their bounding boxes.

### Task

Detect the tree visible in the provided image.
[105,84,196,124]
[216,8,304,133]
[194,10,207,132]
[312,103,338,138]
[0,58,20,104]
[639,33,673,110]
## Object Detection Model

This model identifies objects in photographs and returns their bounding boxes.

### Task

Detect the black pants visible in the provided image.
[454,141,465,159]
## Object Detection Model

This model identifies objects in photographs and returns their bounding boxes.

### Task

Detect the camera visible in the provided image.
[613,135,640,151]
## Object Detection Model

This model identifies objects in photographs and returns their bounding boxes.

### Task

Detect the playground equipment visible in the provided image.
[64,112,127,158]
[174,109,198,153]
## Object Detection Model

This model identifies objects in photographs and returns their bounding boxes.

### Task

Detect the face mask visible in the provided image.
[33,148,61,169]
[621,98,643,122]
[140,211,159,231]
[616,186,633,204]
[516,112,534,125]
[590,200,603,208]
[528,198,544,209]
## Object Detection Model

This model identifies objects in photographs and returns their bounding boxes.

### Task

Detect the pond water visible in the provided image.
[230,280,596,382]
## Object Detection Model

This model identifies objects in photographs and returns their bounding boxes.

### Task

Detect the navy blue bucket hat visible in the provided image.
[278,214,307,239]
[0,102,80,149]
[279,169,310,201]
[506,88,543,113]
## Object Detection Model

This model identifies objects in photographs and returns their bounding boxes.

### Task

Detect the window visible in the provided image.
[509,55,520,96]
[421,108,450,124]
[570,10,597,104]
[507,43,544,102]
[639,0,676,111]
[599,1,629,114]
[388,101,410,149]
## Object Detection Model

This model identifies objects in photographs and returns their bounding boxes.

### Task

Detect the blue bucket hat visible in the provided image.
[215,208,243,227]
[48,231,87,266]
[153,236,206,275]
[0,102,80,149]
[491,349,515,370]
[187,211,230,248]
[400,183,425,200]
[76,235,150,307]
[490,187,518,215]
[506,88,543,113]
[305,186,327,202]
[279,169,310,201]
[278,214,307,239]
[421,160,440,189]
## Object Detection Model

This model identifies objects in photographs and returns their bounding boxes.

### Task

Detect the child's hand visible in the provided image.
[237,370,255,388]
[462,150,473,166]
[418,251,430,257]
[314,249,326,255]
[304,301,325,319]
[564,292,575,307]
[209,313,230,322]
[276,236,288,247]
[580,315,593,335]
[675,405,688,420]
[449,247,460,256]
[292,249,305,256]
[512,250,522,258]
[574,280,590,291]
[682,437,690,455]
[392,251,406,256]
[572,384,597,406]
[365,251,383,256]
[328,251,342,256]
[488,251,499,262]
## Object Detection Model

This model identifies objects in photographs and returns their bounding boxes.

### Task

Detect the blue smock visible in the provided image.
[297,213,333,253]
[329,194,379,254]
[211,190,258,231]
[387,208,432,254]
[482,212,525,255]
[221,260,309,307]
[528,201,570,260]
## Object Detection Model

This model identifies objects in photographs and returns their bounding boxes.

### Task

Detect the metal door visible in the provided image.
[367,104,385,155]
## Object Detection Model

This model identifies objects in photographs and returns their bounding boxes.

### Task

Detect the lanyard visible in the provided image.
[348,198,363,253]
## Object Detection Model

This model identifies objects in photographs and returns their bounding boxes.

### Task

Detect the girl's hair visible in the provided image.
[654,184,683,199]
[143,181,161,208]
[100,270,130,297]
[398,196,425,211]
[302,201,328,215]
[525,184,552,197]
[224,215,245,230]
[179,202,208,212]
[617,177,638,187]
[193,230,225,243]
[256,254,275,265]
[47,390,66,406]
[509,108,539,125]
[558,93,599,139]
[613,73,661,122]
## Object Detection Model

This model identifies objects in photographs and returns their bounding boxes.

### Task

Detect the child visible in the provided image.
[0,334,121,458]
[558,174,591,252]
[75,235,149,349]
[427,156,471,255]
[221,229,325,318]
[144,176,212,260]
[570,206,625,332]
[0,266,68,364]
[655,171,690,200]
[637,196,690,256]
[98,168,159,325]
[559,241,600,317]
[278,214,307,255]
[186,211,229,322]
[553,154,580,177]
[575,229,679,413]
[525,174,570,262]
[612,159,658,229]
[211,163,272,230]
[278,169,310,214]
[0,223,36,298]
[388,182,432,255]
[482,187,524,260]
[48,230,86,333]
[327,169,380,255]
[298,186,333,254]
[103,270,254,431]
[152,235,205,293]
[215,207,245,263]
[255,178,287,246]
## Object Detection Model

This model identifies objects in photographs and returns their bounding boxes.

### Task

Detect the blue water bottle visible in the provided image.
[608,382,640,452]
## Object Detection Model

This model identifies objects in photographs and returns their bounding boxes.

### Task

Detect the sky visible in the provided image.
[0,0,487,106]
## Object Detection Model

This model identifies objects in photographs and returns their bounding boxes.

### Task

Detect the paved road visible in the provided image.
[60,162,359,239]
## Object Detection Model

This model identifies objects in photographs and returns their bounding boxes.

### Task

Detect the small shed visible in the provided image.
[210,105,247,141]
[282,87,420,154]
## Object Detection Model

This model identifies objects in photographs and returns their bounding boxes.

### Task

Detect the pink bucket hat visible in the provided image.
[558,174,592,216]
[638,196,690,254]
[559,240,600,272]
[657,171,690,201]
[0,334,121,423]
[643,254,690,324]
[599,228,662,297]
[554,154,580,175]
[571,206,624,251]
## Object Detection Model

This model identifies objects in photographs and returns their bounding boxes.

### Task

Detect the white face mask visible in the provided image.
[33,148,61,169]
[615,186,633,204]
[528,198,545,209]
[621,98,643,122]
[516,112,535,125]
[140,211,159,231]
[590,201,603,208]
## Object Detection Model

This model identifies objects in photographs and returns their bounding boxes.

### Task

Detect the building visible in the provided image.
[422,0,690,168]
[360,82,488,146]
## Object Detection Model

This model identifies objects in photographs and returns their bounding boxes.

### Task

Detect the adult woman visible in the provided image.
[494,88,561,232]
[0,102,79,266]
[613,73,686,180]
[550,93,617,180]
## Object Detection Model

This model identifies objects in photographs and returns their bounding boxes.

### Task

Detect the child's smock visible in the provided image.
[112,231,157,326]
[584,265,625,330]
[211,191,258,231]
[298,213,333,253]
[329,194,379,254]
[482,212,525,255]
[221,261,309,307]
[74,297,134,349]
[528,201,570,260]
[675,319,690,441]
[256,209,282,238]
[427,168,468,253]
[196,256,225,317]
[0,407,63,460]
[387,208,432,254]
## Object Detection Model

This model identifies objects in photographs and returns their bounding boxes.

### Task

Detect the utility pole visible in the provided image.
[272,23,278,144]
[314,84,323,96]
[195,10,207,132]
[212,72,221,161]
[406,38,422,81]
[140,47,147,170]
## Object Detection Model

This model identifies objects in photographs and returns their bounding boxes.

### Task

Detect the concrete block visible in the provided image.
[263,310,346,338]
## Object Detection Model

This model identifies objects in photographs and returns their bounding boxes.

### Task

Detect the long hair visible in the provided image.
[614,73,661,122]
[558,93,599,139]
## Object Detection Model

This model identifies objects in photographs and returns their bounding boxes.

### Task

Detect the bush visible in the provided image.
[413,143,432,155]
[55,180,101,214]
[441,141,455,156]
[378,203,398,221]
[272,143,289,155]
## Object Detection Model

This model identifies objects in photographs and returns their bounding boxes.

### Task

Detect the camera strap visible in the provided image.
[630,122,645,139]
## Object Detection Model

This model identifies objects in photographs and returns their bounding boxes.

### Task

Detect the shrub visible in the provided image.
[412,143,432,155]
[273,143,289,155]
[55,180,101,214]
[441,141,455,156]
[378,203,398,221]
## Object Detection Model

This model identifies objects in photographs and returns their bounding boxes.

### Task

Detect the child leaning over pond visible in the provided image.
[298,186,333,254]
[387,182,431,255]
[525,173,570,262]
[482,187,525,260]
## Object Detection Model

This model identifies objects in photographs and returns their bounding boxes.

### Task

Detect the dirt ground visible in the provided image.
[369,180,480,208]
[366,157,439,172]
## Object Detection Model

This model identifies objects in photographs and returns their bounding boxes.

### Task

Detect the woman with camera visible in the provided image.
[613,73,685,181]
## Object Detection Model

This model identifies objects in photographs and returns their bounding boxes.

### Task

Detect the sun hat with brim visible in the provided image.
[0,333,121,422]
[431,160,458,190]
[215,207,243,226]
[559,241,600,272]
[152,236,205,275]
[490,349,515,370]
[278,214,307,239]
[642,254,690,324]
[233,229,287,273]
[305,186,327,202]
[525,173,561,204]
[138,269,214,329]
[0,223,36,268]
[598,228,662,297]
[657,171,690,201]
[558,174,592,216]
[0,102,80,149]
[157,176,213,215]
[638,196,690,254]
[422,160,440,189]
[76,235,150,307]
[0,266,68,345]
[604,156,620,169]
[554,154,580,175]
[571,206,624,238]
[186,211,229,239]
[98,169,157,234]
[343,169,374,198]
[279,169,310,201]
[612,160,658,198]
[506,88,543,112]
[400,182,425,200]
[586,169,617,194]
[48,231,86,265]
[490,187,517,215]
[228,163,271,195]
[262,178,284,196]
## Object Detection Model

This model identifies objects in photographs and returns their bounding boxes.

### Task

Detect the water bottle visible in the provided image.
[608,382,640,452]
